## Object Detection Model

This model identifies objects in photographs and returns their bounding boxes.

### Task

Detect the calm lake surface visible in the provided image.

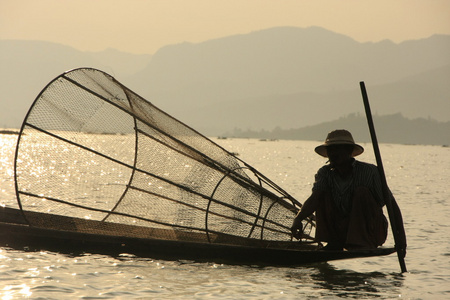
[0,133,449,299]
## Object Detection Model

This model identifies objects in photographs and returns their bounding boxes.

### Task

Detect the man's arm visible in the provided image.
[291,190,324,239]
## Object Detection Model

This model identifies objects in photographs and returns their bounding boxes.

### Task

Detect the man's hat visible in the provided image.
[314,129,364,158]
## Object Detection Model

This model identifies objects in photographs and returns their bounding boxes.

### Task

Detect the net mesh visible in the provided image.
[14,68,314,246]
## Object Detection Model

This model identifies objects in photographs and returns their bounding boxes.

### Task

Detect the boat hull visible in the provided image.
[0,207,395,266]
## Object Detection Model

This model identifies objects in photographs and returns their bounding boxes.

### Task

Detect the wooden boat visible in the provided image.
[0,206,395,266]
[2,68,395,266]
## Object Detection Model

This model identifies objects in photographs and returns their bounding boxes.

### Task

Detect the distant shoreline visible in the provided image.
[0,129,19,135]
[221,113,450,147]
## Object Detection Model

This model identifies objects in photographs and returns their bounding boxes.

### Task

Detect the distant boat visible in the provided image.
[0,68,395,266]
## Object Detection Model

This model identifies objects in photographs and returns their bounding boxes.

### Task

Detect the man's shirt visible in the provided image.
[312,159,385,216]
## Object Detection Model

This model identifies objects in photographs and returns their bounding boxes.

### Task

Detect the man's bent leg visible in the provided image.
[315,192,349,248]
[346,187,388,249]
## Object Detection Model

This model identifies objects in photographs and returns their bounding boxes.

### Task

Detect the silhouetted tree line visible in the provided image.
[225,113,450,146]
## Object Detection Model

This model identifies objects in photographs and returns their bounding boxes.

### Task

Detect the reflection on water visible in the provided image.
[0,134,18,207]
[1,135,449,299]
[309,263,402,298]
[0,248,409,299]
[284,262,404,298]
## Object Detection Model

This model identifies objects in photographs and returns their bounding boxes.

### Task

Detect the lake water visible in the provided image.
[1,133,449,299]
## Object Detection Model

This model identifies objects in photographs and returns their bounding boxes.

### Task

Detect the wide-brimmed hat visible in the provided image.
[314,129,364,158]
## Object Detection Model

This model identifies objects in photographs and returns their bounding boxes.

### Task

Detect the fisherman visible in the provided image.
[291,129,406,255]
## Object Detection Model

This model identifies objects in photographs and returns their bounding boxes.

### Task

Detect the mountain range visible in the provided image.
[226,113,450,146]
[0,41,151,127]
[1,26,449,144]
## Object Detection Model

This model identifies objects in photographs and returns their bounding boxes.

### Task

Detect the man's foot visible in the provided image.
[321,242,344,251]
[344,244,375,251]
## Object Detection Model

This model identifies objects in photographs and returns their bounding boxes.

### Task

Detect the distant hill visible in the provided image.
[128,27,450,101]
[191,63,450,134]
[1,27,450,143]
[124,27,450,135]
[85,48,152,78]
[0,40,151,127]
[225,113,450,146]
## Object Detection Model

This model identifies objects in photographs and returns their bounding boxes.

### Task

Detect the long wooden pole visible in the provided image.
[359,81,407,273]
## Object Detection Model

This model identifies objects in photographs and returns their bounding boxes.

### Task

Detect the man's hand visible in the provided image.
[396,244,407,259]
[392,197,407,259]
[290,191,321,239]
[395,229,407,259]
[291,217,303,239]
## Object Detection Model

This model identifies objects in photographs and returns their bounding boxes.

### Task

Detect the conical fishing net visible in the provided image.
[14,68,314,247]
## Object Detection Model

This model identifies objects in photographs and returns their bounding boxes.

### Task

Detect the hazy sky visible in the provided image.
[1,0,450,54]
